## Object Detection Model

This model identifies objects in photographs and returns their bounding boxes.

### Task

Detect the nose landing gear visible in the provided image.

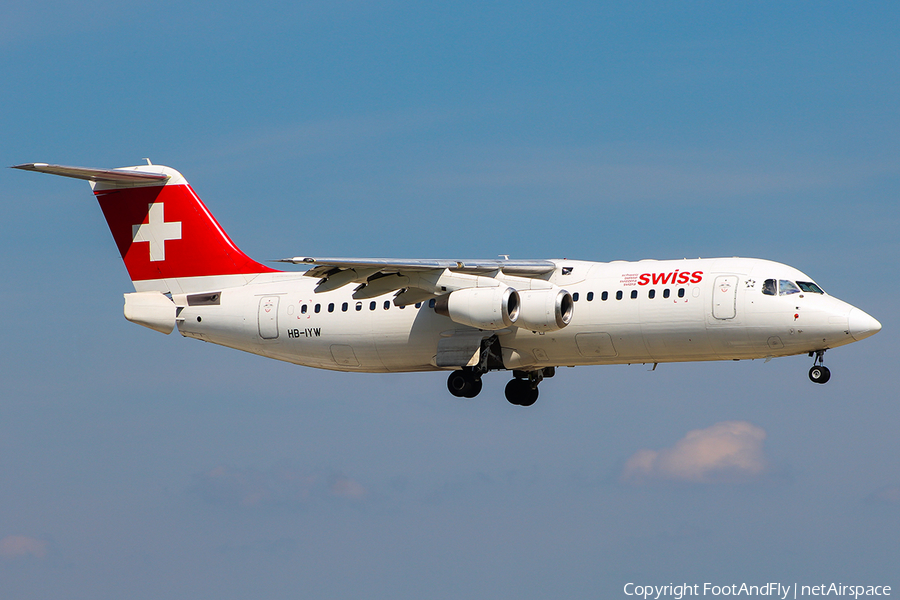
[808,350,831,384]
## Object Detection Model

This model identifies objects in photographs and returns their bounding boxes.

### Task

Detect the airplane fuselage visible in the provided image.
[173,257,873,373]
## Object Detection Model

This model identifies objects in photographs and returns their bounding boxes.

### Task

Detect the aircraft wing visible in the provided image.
[275,256,558,302]
[277,257,556,277]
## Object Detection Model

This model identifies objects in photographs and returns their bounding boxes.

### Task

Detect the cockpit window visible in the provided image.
[779,280,801,295]
[763,278,821,296]
[796,281,824,294]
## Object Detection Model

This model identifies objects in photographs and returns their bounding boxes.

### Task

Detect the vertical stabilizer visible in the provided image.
[14,163,279,294]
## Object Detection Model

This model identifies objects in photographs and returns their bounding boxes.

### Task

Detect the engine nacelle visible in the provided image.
[434,286,519,330]
[515,288,574,332]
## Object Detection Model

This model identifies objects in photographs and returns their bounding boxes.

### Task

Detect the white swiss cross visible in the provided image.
[132,203,182,262]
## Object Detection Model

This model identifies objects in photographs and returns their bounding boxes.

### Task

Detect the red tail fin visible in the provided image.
[14,163,278,292]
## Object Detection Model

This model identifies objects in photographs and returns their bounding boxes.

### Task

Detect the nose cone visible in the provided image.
[848,308,882,341]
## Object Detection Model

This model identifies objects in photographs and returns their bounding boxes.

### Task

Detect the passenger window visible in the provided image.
[663,289,670,299]
[328,303,335,313]
[384,300,391,310]
[355,302,362,311]
[678,288,685,298]
[779,280,801,296]
[415,302,422,308]
[630,290,637,299]
[341,302,348,312]
[314,304,321,313]
[587,292,594,301]
[369,301,376,311]
[616,290,623,300]
[648,289,656,299]
[301,304,307,314]
[573,292,580,302]
[399,304,405,309]
[601,291,608,301]
[762,279,776,296]
[429,299,436,309]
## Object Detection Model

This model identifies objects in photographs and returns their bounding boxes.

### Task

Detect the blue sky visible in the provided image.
[1,2,898,598]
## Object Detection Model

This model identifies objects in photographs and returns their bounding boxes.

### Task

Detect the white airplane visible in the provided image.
[14,161,882,406]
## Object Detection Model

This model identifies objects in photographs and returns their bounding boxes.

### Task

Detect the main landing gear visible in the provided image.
[444,336,553,406]
[446,366,554,407]
[808,350,831,384]
[505,368,553,407]
[447,368,483,398]
[446,335,501,399]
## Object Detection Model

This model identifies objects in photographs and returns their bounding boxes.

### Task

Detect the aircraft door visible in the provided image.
[258,296,280,339]
[712,276,738,320]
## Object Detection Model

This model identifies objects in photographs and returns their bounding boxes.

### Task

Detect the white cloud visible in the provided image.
[622,421,769,484]
[0,535,49,559]
[331,476,368,499]
[192,465,368,508]
[867,485,900,504]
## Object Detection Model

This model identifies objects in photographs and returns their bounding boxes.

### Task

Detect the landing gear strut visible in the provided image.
[808,350,831,384]
[445,335,505,399]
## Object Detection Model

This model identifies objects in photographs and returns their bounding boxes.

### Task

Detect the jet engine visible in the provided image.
[514,288,574,332]
[434,286,519,330]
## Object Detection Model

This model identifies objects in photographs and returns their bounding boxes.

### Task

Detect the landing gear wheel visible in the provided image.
[447,370,483,398]
[505,379,539,406]
[519,386,538,407]
[808,350,831,384]
[447,371,470,397]
[464,377,483,398]
[809,365,831,384]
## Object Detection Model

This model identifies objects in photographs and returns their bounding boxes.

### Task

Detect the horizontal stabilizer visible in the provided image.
[12,163,170,183]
